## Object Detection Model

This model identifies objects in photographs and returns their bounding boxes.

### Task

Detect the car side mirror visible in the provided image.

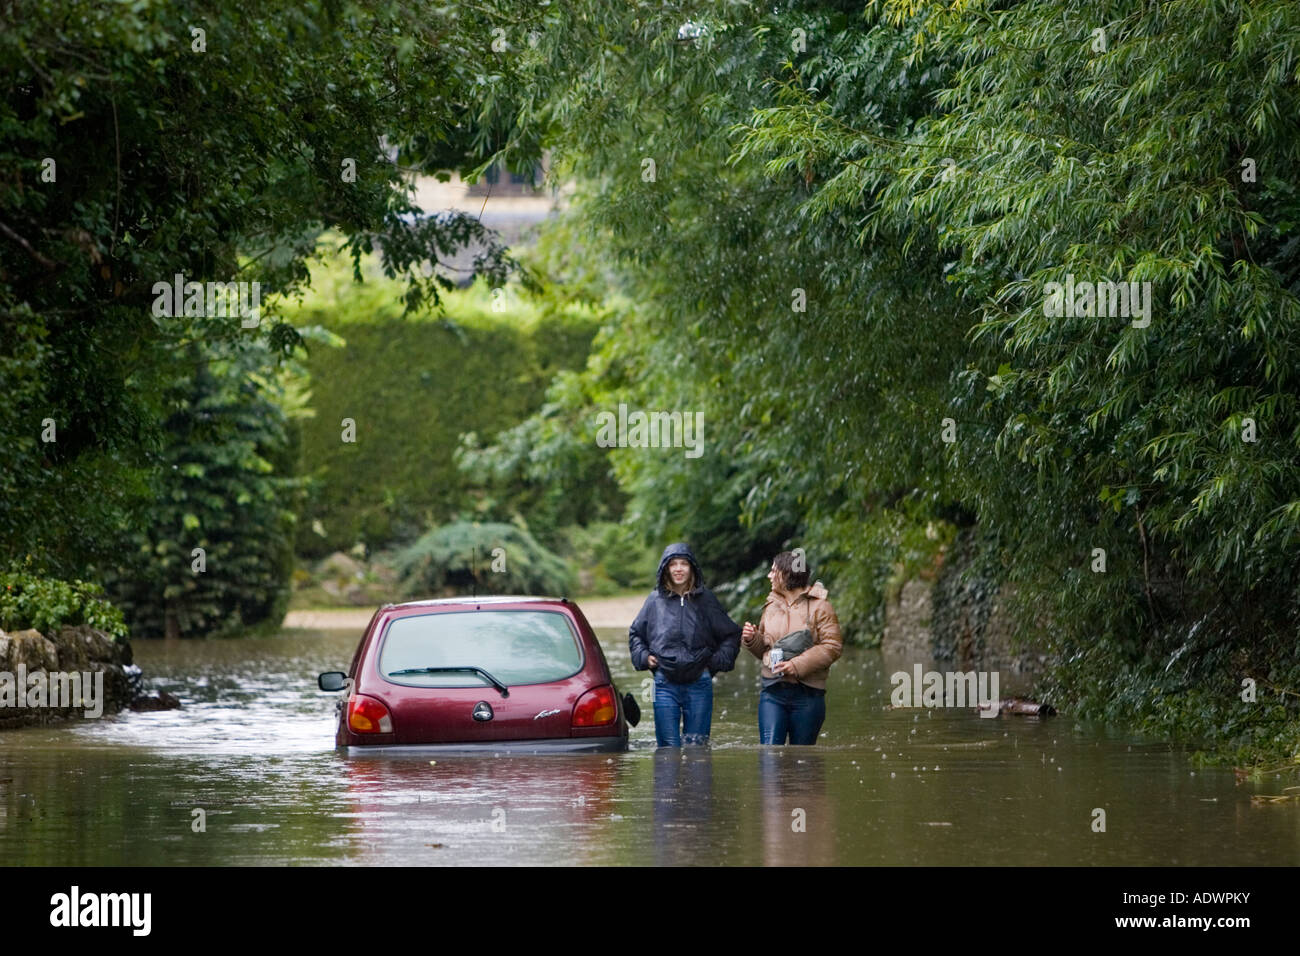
[622,691,641,728]
[318,671,349,692]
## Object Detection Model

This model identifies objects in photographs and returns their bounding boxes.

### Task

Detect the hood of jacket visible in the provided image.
[656,542,704,595]
[762,580,828,606]
[628,543,742,683]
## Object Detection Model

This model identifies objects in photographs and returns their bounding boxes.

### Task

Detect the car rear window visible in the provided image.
[378,609,583,687]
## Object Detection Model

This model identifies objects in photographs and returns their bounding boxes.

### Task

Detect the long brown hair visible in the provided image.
[772,550,810,590]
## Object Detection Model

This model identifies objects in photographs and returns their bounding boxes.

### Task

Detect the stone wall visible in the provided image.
[0,625,137,730]
[881,579,934,661]
[881,529,1049,679]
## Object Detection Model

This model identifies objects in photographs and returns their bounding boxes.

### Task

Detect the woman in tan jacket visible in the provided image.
[740,551,843,744]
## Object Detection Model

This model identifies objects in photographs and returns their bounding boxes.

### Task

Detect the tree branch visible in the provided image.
[0,219,57,270]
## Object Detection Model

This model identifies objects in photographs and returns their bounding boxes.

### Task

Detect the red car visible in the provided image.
[318,596,638,753]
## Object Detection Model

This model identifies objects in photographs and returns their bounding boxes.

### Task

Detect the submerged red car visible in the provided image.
[318,596,638,753]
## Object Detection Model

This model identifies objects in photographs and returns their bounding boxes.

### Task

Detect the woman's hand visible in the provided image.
[647,654,659,670]
[741,622,756,643]
[771,660,796,677]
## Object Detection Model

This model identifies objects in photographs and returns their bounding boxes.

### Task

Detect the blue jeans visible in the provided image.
[759,682,826,745]
[652,670,713,747]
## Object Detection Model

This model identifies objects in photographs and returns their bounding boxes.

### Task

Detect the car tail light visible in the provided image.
[572,685,618,727]
[347,694,393,734]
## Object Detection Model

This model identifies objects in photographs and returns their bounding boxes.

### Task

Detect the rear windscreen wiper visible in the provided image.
[387,666,510,698]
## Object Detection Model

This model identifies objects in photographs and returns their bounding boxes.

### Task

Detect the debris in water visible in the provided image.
[1251,794,1300,806]
[130,691,182,712]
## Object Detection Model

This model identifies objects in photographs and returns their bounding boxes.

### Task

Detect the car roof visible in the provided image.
[381,596,571,610]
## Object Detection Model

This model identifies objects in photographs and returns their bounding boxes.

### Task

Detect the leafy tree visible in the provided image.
[483,1,964,621]
[1,0,532,580]
[98,340,303,638]
[742,0,1300,755]
[485,0,1300,760]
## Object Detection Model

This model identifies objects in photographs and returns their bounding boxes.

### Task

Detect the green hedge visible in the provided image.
[285,257,599,558]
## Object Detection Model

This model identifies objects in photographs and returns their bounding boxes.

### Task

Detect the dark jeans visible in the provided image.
[653,670,713,747]
[759,682,826,745]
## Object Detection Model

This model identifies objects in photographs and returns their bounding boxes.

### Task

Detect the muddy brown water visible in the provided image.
[0,628,1296,865]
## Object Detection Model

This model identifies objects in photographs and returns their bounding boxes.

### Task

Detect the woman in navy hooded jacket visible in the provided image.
[629,543,741,747]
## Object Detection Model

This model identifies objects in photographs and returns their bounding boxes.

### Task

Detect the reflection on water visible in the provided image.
[652,749,713,866]
[339,752,624,864]
[0,627,1296,865]
[757,750,833,866]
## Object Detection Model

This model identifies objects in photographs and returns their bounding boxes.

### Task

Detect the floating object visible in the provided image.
[1250,794,1299,806]
[129,691,181,712]
[914,739,998,750]
[978,698,1056,717]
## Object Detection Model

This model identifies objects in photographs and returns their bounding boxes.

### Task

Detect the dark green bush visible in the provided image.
[395,521,572,598]
[98,342,302,639]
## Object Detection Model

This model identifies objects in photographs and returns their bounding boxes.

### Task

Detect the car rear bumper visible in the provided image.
[343,735,628,756]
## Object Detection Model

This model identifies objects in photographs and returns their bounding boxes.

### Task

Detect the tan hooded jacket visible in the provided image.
[742,581,843,690]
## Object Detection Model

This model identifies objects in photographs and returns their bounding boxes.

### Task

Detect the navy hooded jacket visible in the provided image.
[628,543,741,684]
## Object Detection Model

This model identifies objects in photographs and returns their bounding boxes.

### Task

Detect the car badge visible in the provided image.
[533,708,561,720]
[472,701,494,721]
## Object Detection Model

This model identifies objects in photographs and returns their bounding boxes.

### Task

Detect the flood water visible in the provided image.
[1,627,1296,865]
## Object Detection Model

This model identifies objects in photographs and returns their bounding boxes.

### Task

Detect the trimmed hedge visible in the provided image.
[287,258,599,557]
